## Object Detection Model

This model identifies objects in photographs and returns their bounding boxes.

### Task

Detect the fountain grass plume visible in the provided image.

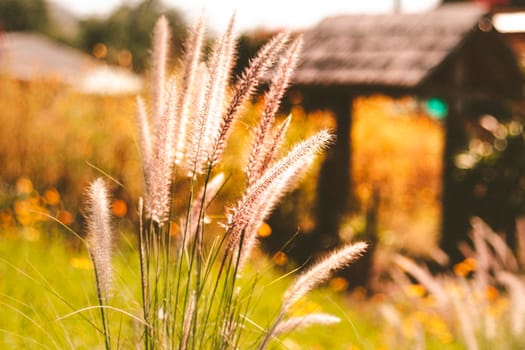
[84,178,113,350]
[227,130,334,255]
[257,242,367,349]
[245,37,302,186]
[151,16,170,128]
[497,271,525,336]
[235,127,331,271]
[136,96,152,179]
[142,17,180,224]
[78,13,369,350]
[260,114,293,173]
[85,178,113,300]
[148,79,178,224]
[273,313,341,336]
[281,242,368,312]
[210,31,291,166]
[174,17,205,165]
[393,254,449,305]
[186,15,237,175]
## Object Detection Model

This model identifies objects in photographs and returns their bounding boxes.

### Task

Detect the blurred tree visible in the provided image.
[79,0,187,72]
[0,0,49,32]
[454,109,525,241]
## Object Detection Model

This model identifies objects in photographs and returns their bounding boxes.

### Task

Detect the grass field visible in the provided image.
[0,230,388,349]
[3,227,494,349]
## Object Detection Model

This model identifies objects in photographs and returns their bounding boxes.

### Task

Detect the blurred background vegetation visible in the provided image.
[0,0,271,73]
[0,0,187,71]
[3,1,525,348]
[2,0,525,271]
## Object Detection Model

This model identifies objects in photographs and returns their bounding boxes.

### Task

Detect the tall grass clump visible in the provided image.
[81,15,367,349]
[380,217,525,350]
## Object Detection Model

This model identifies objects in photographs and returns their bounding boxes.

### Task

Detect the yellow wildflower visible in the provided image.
[43,188,61,206]
[406,283,426,298]
[111,199,128,217]
[16,177,33,194]
[257,222,272,237]
[58,210,74,225]
[70,257,93,270]
[329,277,349,292]
[485,285,499,302]
[453,258,476,277]
[273,251,288,266]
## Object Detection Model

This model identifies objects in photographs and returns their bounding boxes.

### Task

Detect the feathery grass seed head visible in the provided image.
[174,16,206,165]
[274,313,340,336]
[245,36,302,185]
[151,16,170,126]
[136,96,153,192]
[185,15,237,175]
[282,242,367,311]
[146,81,178,224]
[210,31,291,166]
[228,130,334,258]
[85,178,113,299]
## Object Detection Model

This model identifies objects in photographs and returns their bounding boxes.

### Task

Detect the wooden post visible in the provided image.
[283,90,354,265]
[315,91,353,245]
[440,102,470,264]
[313,91,374,289]
[440,54,471,265]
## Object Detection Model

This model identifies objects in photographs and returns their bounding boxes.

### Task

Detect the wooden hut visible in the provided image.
[289,3,523,264]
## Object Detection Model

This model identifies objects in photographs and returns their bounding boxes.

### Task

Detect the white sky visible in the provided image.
[49,0,441,32]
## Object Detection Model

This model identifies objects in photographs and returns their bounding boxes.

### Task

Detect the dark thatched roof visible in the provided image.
[293,3,506,91]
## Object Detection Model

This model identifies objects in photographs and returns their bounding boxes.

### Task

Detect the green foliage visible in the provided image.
[0,0,49,32]
[0,233,378,349]
[78,0,187,71]
[454,115,525,237]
